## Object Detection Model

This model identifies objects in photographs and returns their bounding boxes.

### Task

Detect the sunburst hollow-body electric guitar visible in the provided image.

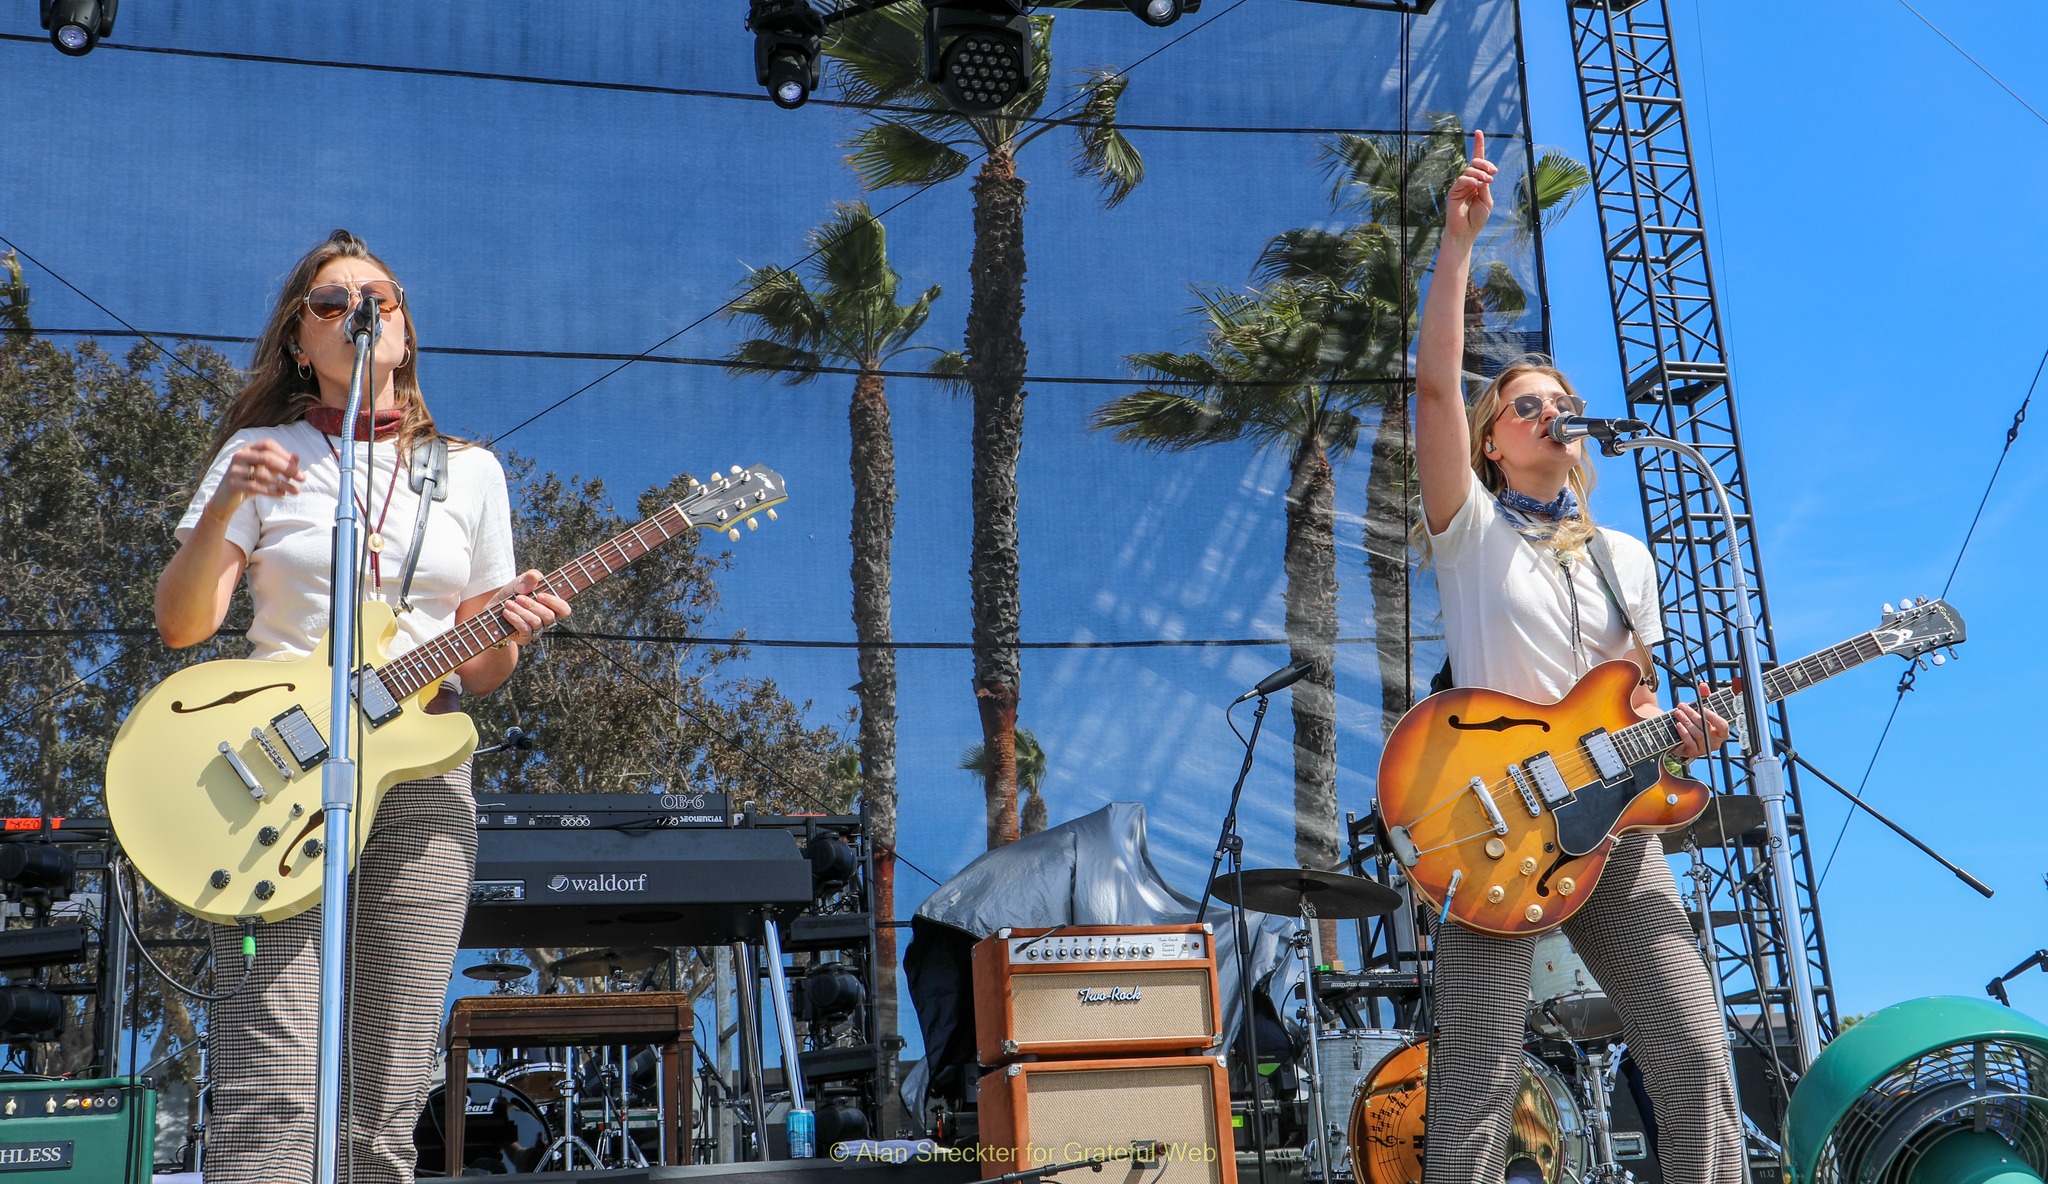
[1375,597,1964,936]
[105,463,787,926]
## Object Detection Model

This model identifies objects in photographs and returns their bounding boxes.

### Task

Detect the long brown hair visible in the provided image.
[204,229,439,465]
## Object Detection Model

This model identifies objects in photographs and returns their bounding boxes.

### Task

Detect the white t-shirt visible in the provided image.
[1426,469,1662,703]
[177,421,518,672]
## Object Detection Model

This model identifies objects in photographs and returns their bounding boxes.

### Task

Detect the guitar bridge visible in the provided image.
[1467,777,1508,836]
[1507,764,1542,817]
[270,707,328,770]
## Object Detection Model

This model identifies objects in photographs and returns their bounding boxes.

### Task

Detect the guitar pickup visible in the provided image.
[270,707,328,770]
[353,667,402,728]
[1467,777,1508,836]
[1581,729,1627,781]
[1523,752,1574,807]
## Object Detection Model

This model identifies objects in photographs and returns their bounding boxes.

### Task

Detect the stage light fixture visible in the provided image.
[0,843,74,905]
[0,987,63,1037]
[40,0,118,56]
[923,0,1032,115]
[804,963,865,1018]
[1059,0,1198,27]
[805,834,857,892]
[750,1,826,110]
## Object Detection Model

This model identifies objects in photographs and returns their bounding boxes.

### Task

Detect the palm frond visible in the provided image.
[826,6,939,109]
[890,285,944,350]
[846,121,974,190]
[1091,387,1242,450]
[1067,71,1144,208]
[926,348,970,397]
[723,339,825,386]
[1510,148,1591,244]
[722,266,831,350]
[811,202,896,303]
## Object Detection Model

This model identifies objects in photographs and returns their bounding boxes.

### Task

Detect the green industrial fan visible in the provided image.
[1787,996,2048,1183]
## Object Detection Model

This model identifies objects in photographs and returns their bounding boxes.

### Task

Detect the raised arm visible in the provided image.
[1415,130,1498,535]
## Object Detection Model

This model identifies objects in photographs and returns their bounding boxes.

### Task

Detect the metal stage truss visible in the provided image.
[1563,0,1838,1122]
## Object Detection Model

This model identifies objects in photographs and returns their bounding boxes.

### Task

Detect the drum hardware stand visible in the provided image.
[586,1048,650,1169]
[1577,1042,1633,1184]
[1290,904,1337,1184]
[314,293,384,1184]
[1195,689,1277,1184]
[537,1064,603,1172]
[757,911,811,1154]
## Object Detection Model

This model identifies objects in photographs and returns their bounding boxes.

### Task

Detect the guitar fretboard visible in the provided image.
[376,502,696,702]
[1609,631,1889,767]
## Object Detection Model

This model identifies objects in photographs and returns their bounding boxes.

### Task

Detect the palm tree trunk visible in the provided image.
[968,147,1027,850]
[849,364,902,1129]
[1284,435,1340,880]
[1363,415,1414,737]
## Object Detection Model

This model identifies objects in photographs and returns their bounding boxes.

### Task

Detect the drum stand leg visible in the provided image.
[538,1066,602,1172]
[1578,1044,1632,1184]
[1297,902,1337,1184]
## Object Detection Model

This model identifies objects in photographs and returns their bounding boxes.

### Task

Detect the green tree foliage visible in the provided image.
[827,7,1142,851]
[959,727,1047,836]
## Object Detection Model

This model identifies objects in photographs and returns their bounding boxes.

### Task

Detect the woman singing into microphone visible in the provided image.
[156,229,569,1182]
[1409,134,1744,1183]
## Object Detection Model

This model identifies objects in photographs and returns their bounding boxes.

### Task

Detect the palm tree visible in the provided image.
[827,7,1143,850]
[960,727,1049,836]
[722,201,943,1088]
[1095,277,1402,878]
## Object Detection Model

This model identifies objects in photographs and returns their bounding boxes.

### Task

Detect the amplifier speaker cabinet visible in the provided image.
[0,1077,156,1183]
[972,925,1221,1064]
[977,1055,1235,1184]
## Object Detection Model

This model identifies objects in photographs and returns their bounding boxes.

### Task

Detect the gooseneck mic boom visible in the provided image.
[1547,415,1648,446]
[1233,657,1316,704]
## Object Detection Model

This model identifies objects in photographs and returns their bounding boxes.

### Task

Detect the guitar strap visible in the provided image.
[1585,530,1660,692]
[395,435,449,614]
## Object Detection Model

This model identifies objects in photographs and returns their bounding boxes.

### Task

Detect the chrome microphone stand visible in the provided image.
[1599,429,1823,1067]
[314,296,381,1184]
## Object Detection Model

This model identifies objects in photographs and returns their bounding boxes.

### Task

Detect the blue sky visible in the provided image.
[4,0,2047,1046]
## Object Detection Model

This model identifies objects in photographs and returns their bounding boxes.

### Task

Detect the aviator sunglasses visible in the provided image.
[1500,392,1585,421]
[301,280,405,321]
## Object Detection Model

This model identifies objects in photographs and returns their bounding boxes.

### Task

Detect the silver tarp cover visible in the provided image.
[901,802,1302,1114]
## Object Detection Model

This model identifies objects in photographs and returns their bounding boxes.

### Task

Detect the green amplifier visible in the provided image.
[0,1077,156,1182]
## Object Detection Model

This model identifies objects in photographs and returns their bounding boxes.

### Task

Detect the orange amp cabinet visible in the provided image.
[971,924,1223,1063]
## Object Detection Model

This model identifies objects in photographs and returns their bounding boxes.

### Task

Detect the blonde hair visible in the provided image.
[1414,355,1600,562]
[204,229,443,468]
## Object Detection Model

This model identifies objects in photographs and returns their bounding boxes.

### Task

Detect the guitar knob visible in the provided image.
[210,870,231,890]
[254,881,276,901]
[302,839,325,859]
[258,827,281,847]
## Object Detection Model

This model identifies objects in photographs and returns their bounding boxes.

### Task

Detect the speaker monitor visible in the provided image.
[976,1056,1236,1184]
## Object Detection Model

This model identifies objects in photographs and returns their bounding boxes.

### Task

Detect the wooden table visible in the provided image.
[445,992,693,1174]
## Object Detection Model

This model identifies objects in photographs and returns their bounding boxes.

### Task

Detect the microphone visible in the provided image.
[346,292,383,344]
[1547,415,1648,446]
[1233,658,1316,704]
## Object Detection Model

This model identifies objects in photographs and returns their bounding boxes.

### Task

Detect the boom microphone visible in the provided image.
[1233,658,1316,704]
[347,292,383,344]
[1547,415,1648,445]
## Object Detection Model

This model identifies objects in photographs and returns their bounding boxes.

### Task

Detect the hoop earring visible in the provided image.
[295,360,311,380]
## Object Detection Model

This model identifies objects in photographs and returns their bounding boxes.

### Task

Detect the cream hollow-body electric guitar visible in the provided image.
[105,464,786,925]
[1375,597,1964,936]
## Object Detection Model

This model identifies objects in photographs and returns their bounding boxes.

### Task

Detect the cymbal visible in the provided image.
[1660,795,1769,853]
[462,961,533,984]
[1212,868,1402,920]
[549,947,667,977]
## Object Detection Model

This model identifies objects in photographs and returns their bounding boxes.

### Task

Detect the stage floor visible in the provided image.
[154,1152,984,1183]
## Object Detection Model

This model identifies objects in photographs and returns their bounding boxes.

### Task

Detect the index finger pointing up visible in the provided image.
[1472,129,1486,163]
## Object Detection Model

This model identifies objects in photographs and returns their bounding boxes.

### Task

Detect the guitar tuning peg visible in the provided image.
[727,528,741,542]
[1947,647,1960,661]
[1882,603,1895,616]
[729,465,741,475]
[1930,653,1946,666]
[1901,595,1916,608]
[746,517,758,531]
[766,509,778,521]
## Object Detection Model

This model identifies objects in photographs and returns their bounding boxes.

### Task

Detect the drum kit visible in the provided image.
[417,948,674,1177]
[1212,858,1659,1184]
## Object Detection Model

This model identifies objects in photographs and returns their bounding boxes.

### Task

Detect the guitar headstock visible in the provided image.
[676,464,788,541]
[1873,597,1966,663]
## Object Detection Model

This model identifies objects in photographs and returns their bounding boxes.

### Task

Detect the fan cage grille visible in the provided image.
[1812,1039,2048,1184]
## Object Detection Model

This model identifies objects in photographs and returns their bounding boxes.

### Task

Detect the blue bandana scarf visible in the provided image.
[1496,485,1580,523]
